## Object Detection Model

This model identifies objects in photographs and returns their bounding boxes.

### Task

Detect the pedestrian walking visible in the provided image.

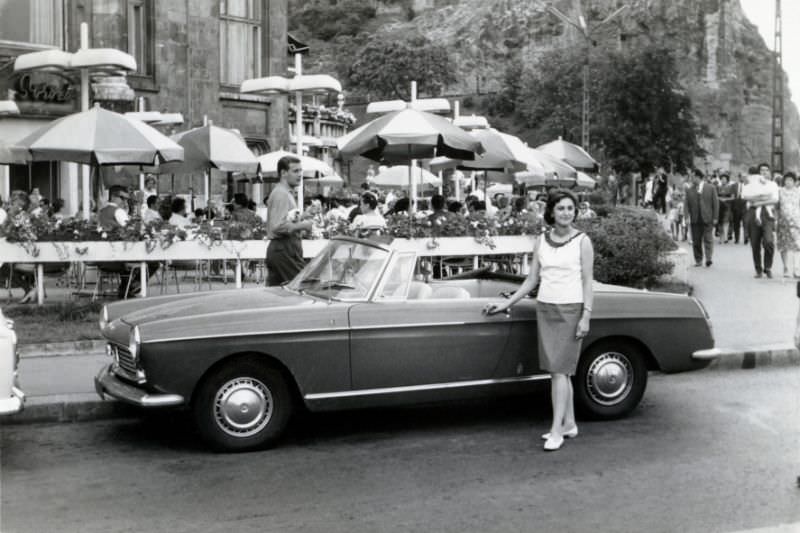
[730,173,748,244]
[777,172,800,278]
[265,155,313,286]
[684,169,719,267]
[717,174,734,244]
[485,189,594,452]
[742,163,779,278]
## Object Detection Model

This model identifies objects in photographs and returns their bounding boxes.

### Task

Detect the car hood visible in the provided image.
[121,287,314,327]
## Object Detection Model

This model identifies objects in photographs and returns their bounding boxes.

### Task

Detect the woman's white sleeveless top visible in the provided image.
[536,232,584,304]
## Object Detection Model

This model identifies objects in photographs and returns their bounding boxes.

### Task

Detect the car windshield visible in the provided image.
[286,240,389,300]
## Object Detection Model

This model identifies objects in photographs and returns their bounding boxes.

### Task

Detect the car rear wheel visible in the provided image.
[574,340,648,419]
[193,359,293,452]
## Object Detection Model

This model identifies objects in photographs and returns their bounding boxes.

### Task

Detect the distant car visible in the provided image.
[0,307,25,415]
[95,236,718,452]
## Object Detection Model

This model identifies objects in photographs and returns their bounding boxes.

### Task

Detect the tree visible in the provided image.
[344,34,457,100]
[507,44,706,175]
[289,0,376,41]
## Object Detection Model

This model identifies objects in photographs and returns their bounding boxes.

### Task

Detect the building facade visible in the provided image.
[0,0,344,214]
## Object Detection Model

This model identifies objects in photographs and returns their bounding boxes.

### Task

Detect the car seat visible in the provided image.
[407,281,433,300]
[431,286,471,299]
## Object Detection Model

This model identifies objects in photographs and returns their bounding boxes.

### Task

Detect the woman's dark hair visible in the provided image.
[430,194,445,211]
[543,189,578,225]
[783,172,797,184]
[513,196,526,212]
[361,191,378,210]
[233,192,248,208]
[391,197,410,213]
[447,201,462,213]
[146,195,158,208]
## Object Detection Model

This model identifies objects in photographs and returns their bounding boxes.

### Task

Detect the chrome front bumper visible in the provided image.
[0,386,25,415]
[691,348,721,361]
[94,364,184,407]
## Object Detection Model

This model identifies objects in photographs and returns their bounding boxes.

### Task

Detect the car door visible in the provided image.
[491,296,542,379]
[348,253,512,390]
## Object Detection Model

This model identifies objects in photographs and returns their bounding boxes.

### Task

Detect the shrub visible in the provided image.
[576,207,676,288]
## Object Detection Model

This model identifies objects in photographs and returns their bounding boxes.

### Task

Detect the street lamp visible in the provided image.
[14,22,137,219]
[241,53,341,207]
[541,1,629,150]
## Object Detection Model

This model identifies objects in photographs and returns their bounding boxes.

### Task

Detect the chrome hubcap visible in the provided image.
[214,377,273,437]
[586,352,633,406]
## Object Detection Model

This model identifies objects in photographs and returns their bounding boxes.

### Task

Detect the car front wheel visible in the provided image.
[574,340,648,419]
[193,359,293,452]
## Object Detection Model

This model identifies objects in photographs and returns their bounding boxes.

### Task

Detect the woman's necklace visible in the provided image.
[545,226,579,248]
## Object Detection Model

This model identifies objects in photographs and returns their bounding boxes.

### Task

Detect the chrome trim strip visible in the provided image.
[350,321,468,331]
[304,374,551,400]
[143,326,350,344]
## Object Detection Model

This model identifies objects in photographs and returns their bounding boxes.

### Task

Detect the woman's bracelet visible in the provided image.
[582,307,592,314]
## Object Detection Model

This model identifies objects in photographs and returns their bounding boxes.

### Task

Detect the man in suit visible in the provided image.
[729,173,748,244]
[684,169,720,267]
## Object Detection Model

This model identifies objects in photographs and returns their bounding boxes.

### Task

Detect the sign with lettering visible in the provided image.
[13,73,76,103]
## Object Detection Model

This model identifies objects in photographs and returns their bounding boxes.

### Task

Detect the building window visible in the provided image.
[127,0,153,76]
[219,0,262,86]
[0,0,64,47]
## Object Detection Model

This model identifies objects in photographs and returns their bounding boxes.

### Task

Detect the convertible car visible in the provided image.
[95,236,718,452]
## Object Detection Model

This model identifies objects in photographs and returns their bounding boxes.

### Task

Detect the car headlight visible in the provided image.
[128,326,141,362]
[98,305,109,331]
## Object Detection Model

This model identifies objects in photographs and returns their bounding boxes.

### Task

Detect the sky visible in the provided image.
[740,0,800,106]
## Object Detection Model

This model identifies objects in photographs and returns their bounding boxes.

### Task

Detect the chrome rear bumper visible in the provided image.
[691,348,721,361]
[94,364,184,407]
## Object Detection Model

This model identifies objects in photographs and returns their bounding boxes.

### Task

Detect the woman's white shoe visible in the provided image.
[541,425,578,440]
[543,434,564,451]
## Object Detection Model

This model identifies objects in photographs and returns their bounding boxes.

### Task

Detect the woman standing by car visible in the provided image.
[486,189,594,451]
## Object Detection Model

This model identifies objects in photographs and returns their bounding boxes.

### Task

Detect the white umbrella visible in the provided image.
[371,165,441,188]
[536,137,597,170]
[257,150,335,178]
[576,171,597,190]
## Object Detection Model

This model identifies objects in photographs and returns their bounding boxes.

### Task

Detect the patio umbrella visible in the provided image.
[575,171,597,190]
[6,104,183,218]
[428,128,528,173]
[489,147,578,186]
[257,150,336,178]
[164,124,259,174]
[10,105,182,165]
[371,165,441,188]
[536,137,597,170]
[337,107,483,213]
[306,173,344,185]
[337,108,482,163]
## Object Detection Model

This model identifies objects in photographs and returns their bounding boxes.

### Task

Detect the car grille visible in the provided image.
[109,343,140,380]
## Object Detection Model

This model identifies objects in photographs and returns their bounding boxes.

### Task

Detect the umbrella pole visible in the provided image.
[204,170,210,208]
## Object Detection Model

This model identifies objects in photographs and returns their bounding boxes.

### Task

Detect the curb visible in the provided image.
[18,340,105,358]
[3,394,138,425]
[704,344,800,371]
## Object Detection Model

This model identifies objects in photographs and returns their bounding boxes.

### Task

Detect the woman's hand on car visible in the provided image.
[483,302,510,316]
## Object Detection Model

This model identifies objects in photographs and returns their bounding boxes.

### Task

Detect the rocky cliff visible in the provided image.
[297,0,799,173]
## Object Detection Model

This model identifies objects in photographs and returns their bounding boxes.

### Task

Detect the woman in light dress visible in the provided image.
[777,172,800,278]
[486,189,594,452]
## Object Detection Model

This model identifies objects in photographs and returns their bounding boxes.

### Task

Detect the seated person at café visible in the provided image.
[142,195,162,224]
[168,197,192,228]
[99,186,159,298]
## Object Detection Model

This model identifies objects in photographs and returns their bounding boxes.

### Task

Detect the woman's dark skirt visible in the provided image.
[536,302,584,376]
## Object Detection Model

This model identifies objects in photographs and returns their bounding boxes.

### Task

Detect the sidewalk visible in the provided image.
[5,239,799,424]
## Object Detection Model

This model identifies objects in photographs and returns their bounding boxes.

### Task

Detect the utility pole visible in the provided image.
[771,0,784,174]
[542,1,629,150]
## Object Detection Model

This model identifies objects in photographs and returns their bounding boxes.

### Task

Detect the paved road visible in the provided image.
[2,366,799,533]
[681,240,797,347]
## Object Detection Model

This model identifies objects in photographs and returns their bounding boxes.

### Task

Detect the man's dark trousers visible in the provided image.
[690,223,714,264]
[746,208,775,274]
